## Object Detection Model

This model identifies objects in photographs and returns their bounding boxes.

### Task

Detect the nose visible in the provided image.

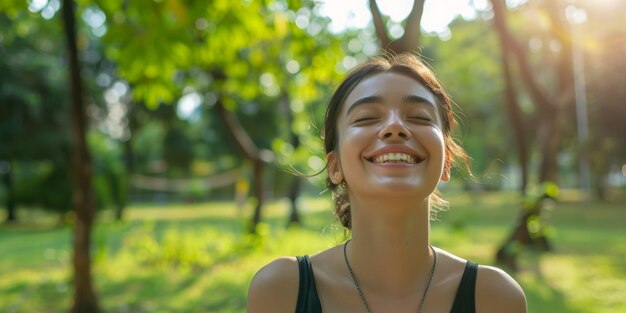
[378,113,412,140]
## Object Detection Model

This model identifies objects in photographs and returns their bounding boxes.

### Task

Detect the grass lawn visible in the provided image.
[0,190,624,313]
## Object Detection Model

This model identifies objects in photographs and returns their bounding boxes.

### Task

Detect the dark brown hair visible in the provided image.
[323,53,470,229]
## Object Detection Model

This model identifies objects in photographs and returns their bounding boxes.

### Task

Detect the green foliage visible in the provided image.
[523,182,560,210]
[0,5,129,216]
[0,9,74,213]
[109,219,271,272]
[3,0,624,215]
[422,18,510,182]
[0,9,69,162]
[0,0,27,18]
[89,131,128,211]
[4,131,126,215]
[122,222,237,270]
[163,125,194,172]
[97,0,347,180]
[11,161,72,214]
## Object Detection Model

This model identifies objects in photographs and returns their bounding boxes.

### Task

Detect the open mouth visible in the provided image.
[368,153,424,164]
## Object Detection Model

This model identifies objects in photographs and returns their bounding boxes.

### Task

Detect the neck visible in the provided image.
[346,195,433,295]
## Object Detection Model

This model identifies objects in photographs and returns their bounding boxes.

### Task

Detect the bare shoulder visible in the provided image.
[247,257,300,313]
[476,265,527,313]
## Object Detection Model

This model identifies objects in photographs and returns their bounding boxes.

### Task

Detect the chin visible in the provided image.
[368,182,436,198]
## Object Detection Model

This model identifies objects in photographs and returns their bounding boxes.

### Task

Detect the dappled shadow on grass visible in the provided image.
[0,228,71,269]
[0,280,32,313]
[516,245,626,313]
[91,215,247,259]
[513,251,583,313]
[266,210,340,235]
[0,273,71,313]
[99,271,200,313]
[204,278,247,313]
[97,257,249,313]
[523,275,588,313]
[0,208,69,231]
[3,195,624,313]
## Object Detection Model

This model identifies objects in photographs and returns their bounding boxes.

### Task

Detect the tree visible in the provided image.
[97,0,345,231]
[61,0,100,311]
[212,69,274,231]
[0,7,74,222]
[587,34,626,199]
[578,2,626,200]
[369,0,425,54]
[488,6,530,194]
[489,0,576,269]
[420,18,512,188]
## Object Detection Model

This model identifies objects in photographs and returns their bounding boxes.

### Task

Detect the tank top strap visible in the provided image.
[295,255,323,313]
[449,260,478,313]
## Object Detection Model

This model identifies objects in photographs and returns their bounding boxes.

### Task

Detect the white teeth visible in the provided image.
[372,153,417,164]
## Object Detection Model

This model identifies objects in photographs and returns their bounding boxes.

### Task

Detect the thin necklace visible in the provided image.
[343,239,437,313]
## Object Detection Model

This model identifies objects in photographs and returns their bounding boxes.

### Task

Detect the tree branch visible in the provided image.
[490,0,553,112]
[545,0,574,109]
[214,99,260,161]
[369,0,390,49]
[398,0,425,53]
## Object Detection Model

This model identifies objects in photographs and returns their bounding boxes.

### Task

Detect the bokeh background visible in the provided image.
[1,0,625,312]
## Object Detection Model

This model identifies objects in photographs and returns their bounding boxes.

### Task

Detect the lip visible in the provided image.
[364,146,425,164]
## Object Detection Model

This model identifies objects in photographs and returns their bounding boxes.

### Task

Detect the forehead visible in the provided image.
[343,72,437,112]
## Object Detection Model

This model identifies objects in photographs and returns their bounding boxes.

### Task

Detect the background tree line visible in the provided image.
[1,0,625,311]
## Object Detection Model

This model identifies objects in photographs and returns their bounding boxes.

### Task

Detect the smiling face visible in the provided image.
[323,54,470,229]
[327,72,448,201]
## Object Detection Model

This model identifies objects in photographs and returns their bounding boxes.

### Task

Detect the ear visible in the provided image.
[441,153,451,182]
[441,165,450,182]
[326,151,344,184]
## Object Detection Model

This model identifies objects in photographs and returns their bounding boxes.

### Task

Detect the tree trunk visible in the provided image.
[2,161,17,223]
[116,101,140,221]
[500,49,529,195]
[212,85,270,232]
[488,0,531,194]
[62,0,100,312]
[369,0,425,54]
[594,171,607,201]
[537,106,561,183]
[287,176,301,226]
[495,195,553,271]
[490,0,571,270]
[111,169,125,221]
[250,159,264,230]
[492,0,574,185]
[280,90,302,226]
[115,123,134,221]
[543,0,573,183]
[492,0,565,184]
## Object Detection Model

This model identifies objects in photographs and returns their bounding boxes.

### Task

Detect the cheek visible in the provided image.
[423,128,446,159]
[337,139,360,171]
[338,127,370,151]
[336,128,370,176]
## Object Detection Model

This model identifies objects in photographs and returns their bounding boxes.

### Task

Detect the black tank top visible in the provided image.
[295,255,478,313]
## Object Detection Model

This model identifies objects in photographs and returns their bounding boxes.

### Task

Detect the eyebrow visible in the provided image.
[346,95,435,115]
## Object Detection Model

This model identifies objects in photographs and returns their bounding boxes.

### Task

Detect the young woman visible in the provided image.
[247,53,526,313]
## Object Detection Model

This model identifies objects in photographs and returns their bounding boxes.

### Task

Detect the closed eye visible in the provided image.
[353,117,378,124]
[408,116,432,122]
